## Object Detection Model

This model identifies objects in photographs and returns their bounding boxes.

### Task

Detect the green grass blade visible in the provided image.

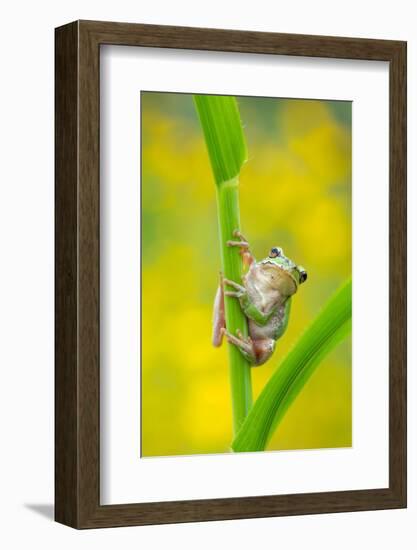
[194,94,252,433]
[232,278,352,452]
[193,95,247,185]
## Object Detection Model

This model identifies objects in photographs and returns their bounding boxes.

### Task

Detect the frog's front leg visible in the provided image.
[223,277,246,299]
[222,328,276,367]
[226,229,255,267]
[223,277,274,327]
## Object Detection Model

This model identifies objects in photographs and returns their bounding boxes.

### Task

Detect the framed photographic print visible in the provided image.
[55,20,407,528]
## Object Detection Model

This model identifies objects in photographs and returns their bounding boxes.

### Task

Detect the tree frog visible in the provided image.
[212,230,307,366]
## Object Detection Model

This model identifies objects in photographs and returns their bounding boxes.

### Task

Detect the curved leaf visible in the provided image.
[232,278,352,452]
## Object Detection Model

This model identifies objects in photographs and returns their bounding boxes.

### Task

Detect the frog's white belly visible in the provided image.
[246,281,286,341]
[246,278,280,312]
[248,310,283,340]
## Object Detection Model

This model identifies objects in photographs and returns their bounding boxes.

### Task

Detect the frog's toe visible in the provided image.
[224,290,240,298]
[236,329,252,344]
[232,229,248,241]
[226,239,249,248]
[223,329,257,364]
[223,277,244,290]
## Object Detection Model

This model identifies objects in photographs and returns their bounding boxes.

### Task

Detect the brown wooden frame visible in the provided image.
[55,20,407,529]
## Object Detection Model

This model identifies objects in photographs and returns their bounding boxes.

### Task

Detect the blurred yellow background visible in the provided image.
[141,92,352,457]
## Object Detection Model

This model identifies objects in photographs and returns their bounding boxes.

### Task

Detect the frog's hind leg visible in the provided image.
[221,328,257,364]
[212,274,226,347]
[223,329,276,367]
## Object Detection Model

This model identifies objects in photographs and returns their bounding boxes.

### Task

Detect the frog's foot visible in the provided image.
[221,328,256,364]
[236,328,252,344]
[222,329,276,367]
[226,229,254,266]
[226,230,249,249]
[223,277,246,298]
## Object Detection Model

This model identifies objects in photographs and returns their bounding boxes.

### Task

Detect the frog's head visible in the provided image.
[258,247,307,296]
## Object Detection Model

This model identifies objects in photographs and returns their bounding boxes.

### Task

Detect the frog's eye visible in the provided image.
[298,267,307,284]
[269,247,282,258]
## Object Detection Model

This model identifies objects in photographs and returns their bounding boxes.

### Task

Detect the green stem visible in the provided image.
[216,178,253,434]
